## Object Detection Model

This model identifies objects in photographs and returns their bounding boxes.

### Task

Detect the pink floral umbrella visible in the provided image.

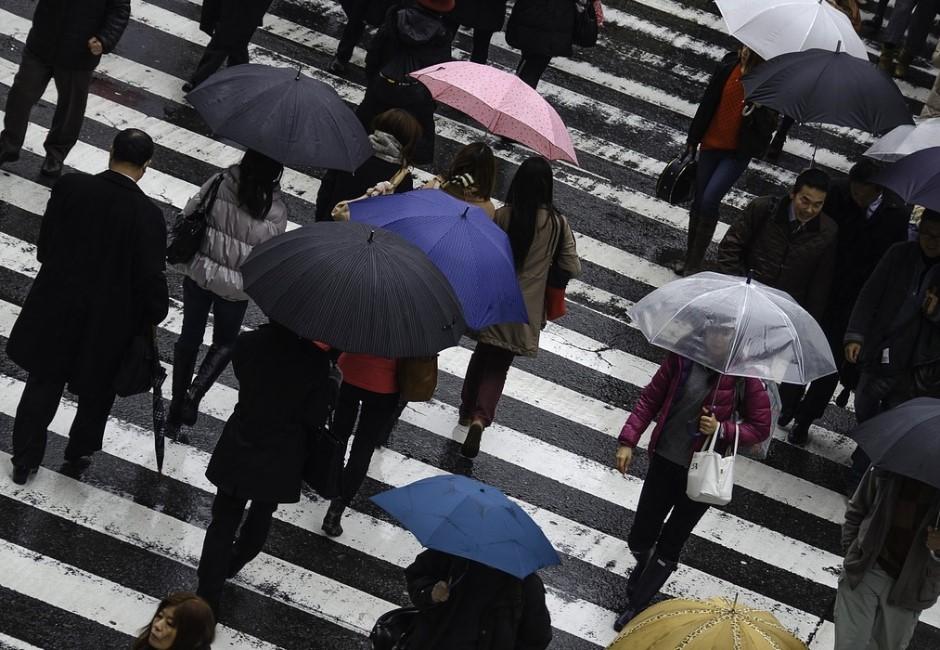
[410,61,579,166]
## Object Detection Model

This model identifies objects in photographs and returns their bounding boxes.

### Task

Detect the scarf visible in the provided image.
[369,130,404,165]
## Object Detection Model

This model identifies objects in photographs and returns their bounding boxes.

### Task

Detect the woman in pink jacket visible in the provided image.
[612,342,771,631]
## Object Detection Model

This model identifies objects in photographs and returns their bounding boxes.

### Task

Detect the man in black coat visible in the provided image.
[7,129,169,485]
[0,0,131,178]
[779,161,911,445]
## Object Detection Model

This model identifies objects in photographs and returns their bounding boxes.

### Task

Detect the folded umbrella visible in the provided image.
[371,475,561,579]
[186,63,372,170]
[410,61,578,165]
[865,118,940,162]
[241,222,466,357]
[871,147,940,212]
[151,340,167,474]
[348,189,528,330]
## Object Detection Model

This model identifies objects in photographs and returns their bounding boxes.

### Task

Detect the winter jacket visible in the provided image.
[25,0,130,70]
[477,206,580,356]
[206,323,333,504]
[172,167,287,302]
[687,53,780,161]
[198,0,273,50]
[7,171,168,396]
[316,158,414,222]
[844,241,940,373]
[922,41,940,119]
[842,468,940,611]
[365,3,453,82]
[449,0,508,32]
[618,353,771,458]
[716,195,838,319]
[505,0,577,58]
[404,550,552,650]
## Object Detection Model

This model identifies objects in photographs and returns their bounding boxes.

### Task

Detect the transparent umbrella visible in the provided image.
[629,272,836,384]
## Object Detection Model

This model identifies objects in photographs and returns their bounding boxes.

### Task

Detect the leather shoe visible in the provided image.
[0,147,19,167]
[12,465,35,485]
[182,81,193,93]
[40,156,63,178]
[460,422,484,458]
[787,421,810,446]
[328,58,347,75]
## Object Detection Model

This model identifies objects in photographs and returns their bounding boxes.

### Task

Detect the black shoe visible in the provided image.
[321,499,345,537]
[63,454,92,469]
[181,344,234,426]
[461,422,484,458]
[182,81,193,93]
[787,421,810,446]
[39,156,63,178]
[777,410,794,428]
[834,387,851,409]
[11,465,34,485]
[613,553,677,632]
[328,58,347,75]
[0,147,19,167]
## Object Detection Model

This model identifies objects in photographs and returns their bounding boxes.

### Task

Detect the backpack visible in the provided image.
[734,377,780,460]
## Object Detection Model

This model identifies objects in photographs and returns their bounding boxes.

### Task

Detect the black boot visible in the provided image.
[682,226,711,276]
[168,342,199,441]
[625,548,654,602]
[180,344,234,426]
[322,499,346,537]
[613,552,677,631]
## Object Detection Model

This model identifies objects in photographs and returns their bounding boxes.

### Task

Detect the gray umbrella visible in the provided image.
[241,222,466,357]
[186,63,373,171]
[850,397,940,489]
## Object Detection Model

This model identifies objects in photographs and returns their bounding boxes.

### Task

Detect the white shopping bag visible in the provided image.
[686,421,739,506]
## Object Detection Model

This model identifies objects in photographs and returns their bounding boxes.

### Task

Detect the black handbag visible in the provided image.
[370,607,419,650]
[303,363,346,498]
[656,150,698,205]
[114,329,157,398]
[167,172,225,264]
[572,2,598,48]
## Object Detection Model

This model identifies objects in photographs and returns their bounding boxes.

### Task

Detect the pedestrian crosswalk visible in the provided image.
[0,0,938,647]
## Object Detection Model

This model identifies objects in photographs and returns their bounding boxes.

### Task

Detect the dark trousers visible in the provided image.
[188,0,274,88]
[468,30,496,64]
[12,372,116,469]
[848,372,911,488]
[516,53,551,89]
[332,383,401,503]
[197,489,278,612]
[0,49,93,164]
[177,277,248,352]
[884,0,940,55]
[460,342,515,427]
[627,453,710,563]
[335,2,369,63]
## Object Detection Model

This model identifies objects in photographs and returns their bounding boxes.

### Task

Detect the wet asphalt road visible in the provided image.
[0,0,939,647]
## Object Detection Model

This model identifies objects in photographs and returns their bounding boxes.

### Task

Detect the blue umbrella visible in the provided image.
[371,475,561,579]
[348,190,528,330]
[872,147,940,212]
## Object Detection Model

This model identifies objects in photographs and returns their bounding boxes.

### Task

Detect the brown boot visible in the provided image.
[878,45,898,73]
[893,49,913,79]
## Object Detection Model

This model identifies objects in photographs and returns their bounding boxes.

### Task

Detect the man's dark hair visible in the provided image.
[792,168,830,195]
[848,159,880,185]
[922,209,940,225]
[112,128,154,167]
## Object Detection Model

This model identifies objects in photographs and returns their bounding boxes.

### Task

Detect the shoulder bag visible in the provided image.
[572,0,599,48]
[167,172,225,264]
[397,356,438,402]
[114,327,158,397]
[686,421,738,505]
[545,212,571,321]
[303,361,346,499]
[656,149,698,205]
[370,606,419,650]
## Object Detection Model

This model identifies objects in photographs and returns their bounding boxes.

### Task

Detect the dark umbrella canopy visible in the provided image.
[151,340,167,474]
[742,49,913,135]
[850,397,940,489]
[241,222,466,357]
[186,63,373,170]
[871,147,940,212]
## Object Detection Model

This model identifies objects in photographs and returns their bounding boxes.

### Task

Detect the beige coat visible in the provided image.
[922,42,940,119]
[478,206,580,356]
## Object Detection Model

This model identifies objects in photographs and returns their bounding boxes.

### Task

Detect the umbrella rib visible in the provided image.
[764,294,807,382]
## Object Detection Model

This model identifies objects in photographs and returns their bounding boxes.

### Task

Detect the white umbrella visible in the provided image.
[629,272,836,384]
[715,0,868,61]
[864,118,940,162]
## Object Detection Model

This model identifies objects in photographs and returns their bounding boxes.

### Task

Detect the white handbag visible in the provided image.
[686,421,739,506]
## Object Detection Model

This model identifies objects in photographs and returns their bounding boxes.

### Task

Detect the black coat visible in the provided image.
[505,0,576,58]
[25,0,130,71]
[315,156,414,221]
[6,171,169,395]
[365,3,453,81]
[205,323,332,504]
[687,53,780,161]
[450,0,508,32]
[404,550,552,650]
[199,0,274,50]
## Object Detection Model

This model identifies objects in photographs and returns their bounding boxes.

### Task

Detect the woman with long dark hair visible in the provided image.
[168,149,287,439]
[132,592,215,650]
[458,156,580,457]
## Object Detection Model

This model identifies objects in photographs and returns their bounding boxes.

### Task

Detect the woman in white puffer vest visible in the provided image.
[169,149,288,439]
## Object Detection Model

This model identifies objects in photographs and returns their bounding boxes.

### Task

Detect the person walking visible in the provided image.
[680,46,779,275]
[182,0,275,91]
[402,548,553,649]
[329,0,395,74]
[0,0,130,178]
[612,342,772,631]
[922,40,940,119]
[877,0,940,79]
[445,0,508,64]
[425,142,498,217]
[168,150,287,440]
[7,129,169,485]
[133,592,215,650]
[834,468,940,650]
[779,161,911,445]
[356,0,455,166]
[505,0,580,89]
[316,109,421,222]
[196,321,334,615]
[459,157,580,458]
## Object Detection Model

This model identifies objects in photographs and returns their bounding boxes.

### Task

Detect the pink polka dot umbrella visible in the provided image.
[410,61,579,166]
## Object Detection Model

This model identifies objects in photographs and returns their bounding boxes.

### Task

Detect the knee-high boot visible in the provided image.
[180,344,234,426]
[168,342,199,438]
[613,551,678,632]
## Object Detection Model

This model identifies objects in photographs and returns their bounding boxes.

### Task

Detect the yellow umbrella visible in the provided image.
[608,597,808,650]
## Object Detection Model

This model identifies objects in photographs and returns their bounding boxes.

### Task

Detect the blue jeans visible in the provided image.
[685,149,750,271]
[178,276,248,351]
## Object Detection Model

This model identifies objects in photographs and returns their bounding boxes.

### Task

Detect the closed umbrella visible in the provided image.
[186,63,372,170]
[409,61,578,165]
[241,222,466,357]
[371,475,561,579]
[151,341,167,474]
[348,189,528,330]
[716,0,868,60]
[864,118,940,162]
[871,147,940,211]
[630,272,835,384]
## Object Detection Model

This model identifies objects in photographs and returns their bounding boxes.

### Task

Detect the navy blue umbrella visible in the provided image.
[871,147,940,212]
[186,63,372,170]
[349,190,528,330]
[371,475,561,579]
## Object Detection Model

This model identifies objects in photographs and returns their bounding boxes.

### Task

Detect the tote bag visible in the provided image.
[686,422,739,506]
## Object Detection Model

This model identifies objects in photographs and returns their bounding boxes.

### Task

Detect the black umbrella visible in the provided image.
[872,147,940,212]
[186,63,373,171]
[742,48,914,137]
[151,337,167,474]
[850,397,940,489]
[241,222,466,357]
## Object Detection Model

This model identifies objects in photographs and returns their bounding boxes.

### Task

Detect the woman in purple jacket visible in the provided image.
[612,338,772,631]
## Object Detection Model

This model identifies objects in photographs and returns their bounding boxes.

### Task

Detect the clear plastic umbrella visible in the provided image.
[865,118,940,162]
[629,272,836,384]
